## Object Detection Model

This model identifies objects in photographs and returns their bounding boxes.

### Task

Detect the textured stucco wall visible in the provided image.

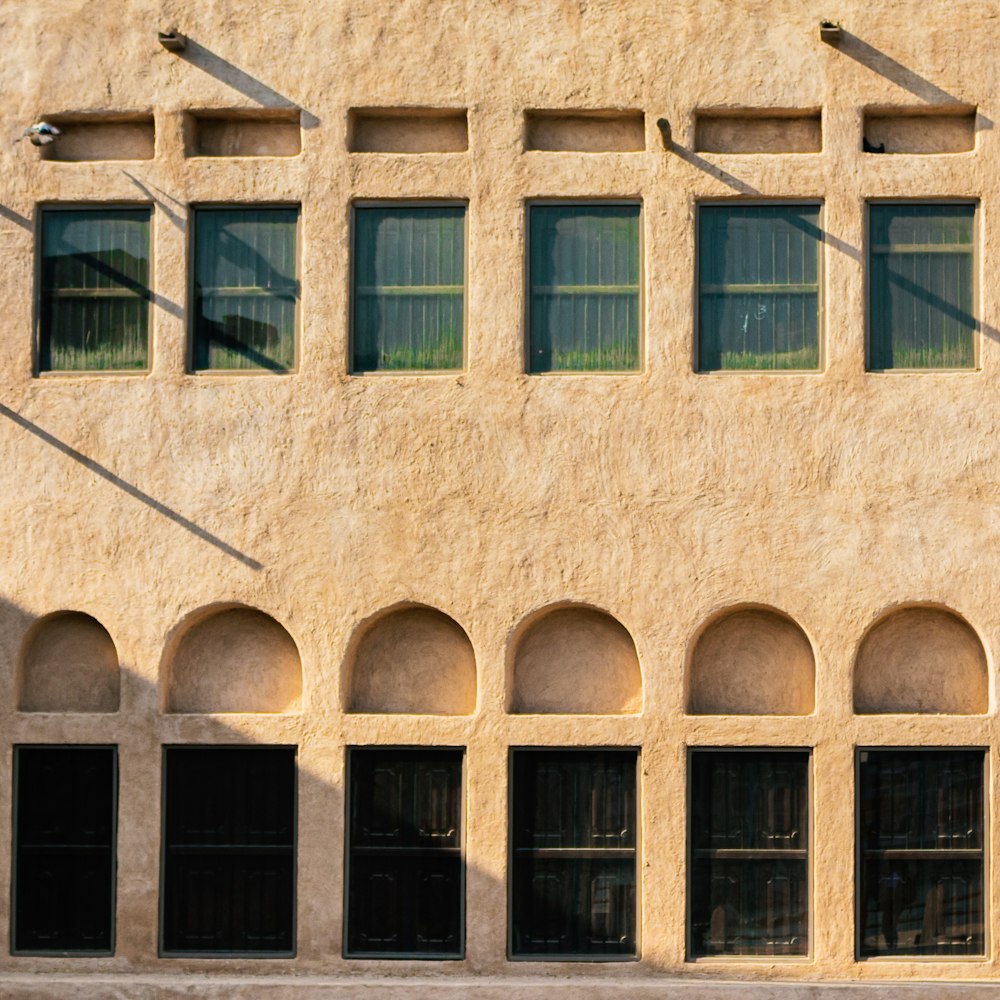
[2,0,1000,995]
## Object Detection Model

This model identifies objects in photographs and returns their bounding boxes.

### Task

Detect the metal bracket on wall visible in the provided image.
[656,117,672,150]
[158,28,187,52]
[820,21,842,44]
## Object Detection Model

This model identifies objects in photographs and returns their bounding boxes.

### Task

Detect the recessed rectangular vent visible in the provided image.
[348,108,468,153]
[186,110,301,157]
[524,110,645,152]
[863,106,975,154]
[695,110,822,154]
[39,114,155,161]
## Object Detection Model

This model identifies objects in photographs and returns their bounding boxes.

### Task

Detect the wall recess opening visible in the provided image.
[165,606,302,713]
[688,607,815,715]
[345,604,476,714]
[18,611,120,713]
[854,606,987,714]
[524,109,645,152]
[510,605,642,714]
[348,108,468,153]
[38,113,155,161]
[185,109,302,157]
[694,109,822,154]
[862,106,976,154]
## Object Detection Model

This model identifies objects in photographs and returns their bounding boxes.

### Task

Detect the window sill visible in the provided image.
[507,953,638,963]
[686,954,812,964]
[865,367,980,374]
[695,368,824,376]
[526,369,644,377]
[158,950,295,959]
[36,370,150,378]
[187,369,298,377]
[350,369,466,377]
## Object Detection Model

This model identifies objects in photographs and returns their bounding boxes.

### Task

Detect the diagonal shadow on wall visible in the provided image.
[0,404,262,571]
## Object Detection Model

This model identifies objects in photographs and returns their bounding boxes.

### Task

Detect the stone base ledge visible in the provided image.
[4,976,1000,999]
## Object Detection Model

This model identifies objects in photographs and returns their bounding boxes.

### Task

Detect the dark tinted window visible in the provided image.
[869,203,975,369]
[39,209,151,372]
[511,749,637,958]
[346,748,463,957]
[13,746,117,953]
[353,206,465,372]
[689,750,809,957]
[698,204,821,371]
[859,749,984,957]
[193,208,298,371]
[528,205,641,372]
[161,747,296,954]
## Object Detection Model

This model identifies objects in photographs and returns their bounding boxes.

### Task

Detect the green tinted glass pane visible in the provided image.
[869,204,975,370]
[529,205,640,373]
[699,205,821,371]
[353,206,464,372]
[194,208,298,372]
[40,209,150,371]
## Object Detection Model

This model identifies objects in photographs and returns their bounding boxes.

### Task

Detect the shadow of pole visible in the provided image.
[668,146,762,197]
[174,39,320,129]
[832,33,994,129]
[123,173,186,230]
[0,402,263,570]
[0,205,32,231]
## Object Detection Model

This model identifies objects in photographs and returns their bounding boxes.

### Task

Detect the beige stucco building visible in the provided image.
[2,0,1000,996]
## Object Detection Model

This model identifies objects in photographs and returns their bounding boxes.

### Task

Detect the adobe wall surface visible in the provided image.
[1,0,1000,995]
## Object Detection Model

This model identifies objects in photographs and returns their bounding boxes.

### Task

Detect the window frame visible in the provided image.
[158,744,298,958]
[685,746,812,962]
[854,745,988,961]
[188,202,302,375]
[35,203,154,377]
[342,744,467,960]
[524,199,645,375]
[865,198,979,373]
[694,199,825,374]
[507,745,641,962]
[349,199,469,375]
[11,744,119,957]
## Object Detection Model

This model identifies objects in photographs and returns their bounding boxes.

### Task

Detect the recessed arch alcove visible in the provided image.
[345,604,476,714]
[688,606,815,715]
[509,604,642,714]
[18,611,120,712]
[854,605,987,714]
[165,605,302,713]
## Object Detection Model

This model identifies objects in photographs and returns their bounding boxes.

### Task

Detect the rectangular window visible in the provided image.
[39,208,151,372]
[13,746,117,954]
[689,749,809,957]
[161,746,295,954]
[698,204,821,371]
[858,749,984,957]
[352,205,465,372]
[528,204,641,372]
[510,749,637,958]
[868,203,975,370]
[346,747,464,957]
[192,207,298,372]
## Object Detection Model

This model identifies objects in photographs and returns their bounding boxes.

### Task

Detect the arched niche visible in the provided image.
[346,605,476,714]
[19,611,120,712]
[689,607,815,715]
[510,605,642,714]
[166,606,302,713]
[854,606,987,714]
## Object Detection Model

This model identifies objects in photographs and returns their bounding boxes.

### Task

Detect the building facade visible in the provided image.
[2,0,999,996]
